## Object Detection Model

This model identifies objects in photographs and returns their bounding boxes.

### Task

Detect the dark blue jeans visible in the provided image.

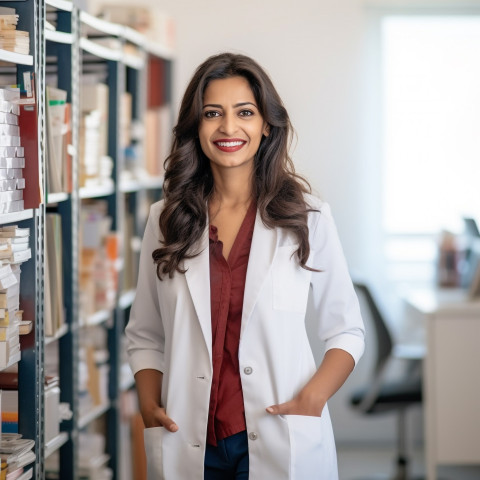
[204,430,249,480]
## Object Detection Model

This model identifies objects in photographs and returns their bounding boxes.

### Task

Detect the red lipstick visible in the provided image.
[213,138,246,153]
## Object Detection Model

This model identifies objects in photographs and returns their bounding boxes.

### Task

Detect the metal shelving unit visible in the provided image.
[0,209,35,224]
[44,431,69,459]
[0,48,34,65]
[0,1,172,478]
[0,2,47,480]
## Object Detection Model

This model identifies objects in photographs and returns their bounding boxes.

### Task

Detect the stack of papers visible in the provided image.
[0,87,25,215]
[0,225,32,369]
[0,8,30,56]
[0,226,30,265]
[0,434,34,479]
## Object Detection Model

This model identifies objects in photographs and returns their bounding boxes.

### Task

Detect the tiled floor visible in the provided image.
[337,445,480,480]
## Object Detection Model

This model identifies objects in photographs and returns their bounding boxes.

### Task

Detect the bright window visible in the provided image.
[382,16,480,236]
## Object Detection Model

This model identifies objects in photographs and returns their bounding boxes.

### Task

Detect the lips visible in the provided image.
[213,138,246,153]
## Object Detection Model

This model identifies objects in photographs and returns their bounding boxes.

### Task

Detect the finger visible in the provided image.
[266,401,296,416]
[156,407,179,432]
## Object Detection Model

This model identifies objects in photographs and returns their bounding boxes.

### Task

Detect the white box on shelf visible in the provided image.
[45,384,60,443]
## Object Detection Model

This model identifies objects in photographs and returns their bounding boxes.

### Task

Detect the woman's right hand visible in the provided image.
[134,369,179,433]
[143,404,178,432]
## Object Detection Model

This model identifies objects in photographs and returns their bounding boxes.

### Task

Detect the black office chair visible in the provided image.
[350,281,424,480]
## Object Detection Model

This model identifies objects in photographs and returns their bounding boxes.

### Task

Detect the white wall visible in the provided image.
[90,0,376,274]
[89,0,480,445]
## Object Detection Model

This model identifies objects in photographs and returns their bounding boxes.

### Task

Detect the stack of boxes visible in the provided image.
[0,225,31,369]
[0,88,25,215]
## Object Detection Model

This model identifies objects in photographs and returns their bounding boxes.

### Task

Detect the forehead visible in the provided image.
[203,76,255,104]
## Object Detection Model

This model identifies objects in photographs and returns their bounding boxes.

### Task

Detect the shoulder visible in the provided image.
[150,198,165,217]
[302,193,338,245]
[146,199,165,239]
[304,193,324,211]
[303,193,332,222]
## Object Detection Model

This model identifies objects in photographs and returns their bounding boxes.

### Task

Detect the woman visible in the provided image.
[126,52,365,480]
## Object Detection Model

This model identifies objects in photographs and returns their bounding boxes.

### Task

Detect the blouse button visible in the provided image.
[248,432,258,441]
[243,366,253,375]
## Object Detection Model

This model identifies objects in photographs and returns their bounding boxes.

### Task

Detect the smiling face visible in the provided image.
[198,76,269,175]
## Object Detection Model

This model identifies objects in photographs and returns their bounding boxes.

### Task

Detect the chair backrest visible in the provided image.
[353,281,393,376]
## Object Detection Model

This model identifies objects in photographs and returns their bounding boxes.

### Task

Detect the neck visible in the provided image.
[210,165,253,209]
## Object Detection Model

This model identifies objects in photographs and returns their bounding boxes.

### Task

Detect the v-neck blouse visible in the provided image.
[207,201,256,446]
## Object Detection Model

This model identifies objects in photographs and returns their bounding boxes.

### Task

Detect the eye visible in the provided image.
[204,110,220,118]
[239,110,254,117]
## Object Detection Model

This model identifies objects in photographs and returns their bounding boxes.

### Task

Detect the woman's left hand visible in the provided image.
[265,349,356,417]
[266,387,327,417]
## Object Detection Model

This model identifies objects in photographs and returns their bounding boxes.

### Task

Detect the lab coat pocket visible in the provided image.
[273,245,311,313]
[144,426,164,480]
[286,415,324,478]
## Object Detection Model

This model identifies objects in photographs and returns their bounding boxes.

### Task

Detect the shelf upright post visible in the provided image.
[126,58,145,235]
[4,0,47,478]
[56,5,81,479]
[106,54,126,478]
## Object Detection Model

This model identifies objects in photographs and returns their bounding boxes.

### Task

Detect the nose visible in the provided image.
[219,111,237,136]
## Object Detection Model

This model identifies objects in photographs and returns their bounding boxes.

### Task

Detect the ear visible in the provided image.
[263,124,270,137]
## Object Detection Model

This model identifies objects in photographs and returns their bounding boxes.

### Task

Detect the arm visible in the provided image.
[135,369,178,432]
[125,204,178,432]
[267,349,354,416]
[267,202,364,417]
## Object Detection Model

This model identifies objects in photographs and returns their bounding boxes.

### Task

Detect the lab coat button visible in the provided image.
[248,432,258,441]
[244,366,253,375]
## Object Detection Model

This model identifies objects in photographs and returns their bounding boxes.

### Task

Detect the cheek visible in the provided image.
[198,126,210,151]
[249,128,265,148]
[199,138,210,158]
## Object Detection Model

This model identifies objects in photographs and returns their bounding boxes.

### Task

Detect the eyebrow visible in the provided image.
[202,102,257,109]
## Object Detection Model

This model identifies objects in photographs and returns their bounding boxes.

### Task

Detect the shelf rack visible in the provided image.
[0,1,172,478]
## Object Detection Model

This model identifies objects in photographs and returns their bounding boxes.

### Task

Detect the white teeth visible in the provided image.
[216,141,244,147]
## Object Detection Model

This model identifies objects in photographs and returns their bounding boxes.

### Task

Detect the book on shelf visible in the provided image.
[77,432,112,479]
[79,202,119,317]
[45,214,65,337]
[0,87,26,216]
[0,227,29,238]
[0,263,12,279]
[145,104,170,177]
[120,92,132,150]
[0,389,17,434]
[44,376,61,444]
[0,324,18,343]
[79,83,111,189]
[0,243,27,254]
[0,226,31,266]
[122,210,135,292]
[0,226,32,368]
[0,335,19,368]
[0,237,28,246]
[45,86,71,195]
[0,308,18,322]
[148,56,166,108]
[63,103,72,193]
[17,321,30,336]
[0,7,30,56]
[17,73,42,209]
[0,275,16,295]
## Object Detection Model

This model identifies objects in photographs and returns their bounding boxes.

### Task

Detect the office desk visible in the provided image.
[403,288,480,480]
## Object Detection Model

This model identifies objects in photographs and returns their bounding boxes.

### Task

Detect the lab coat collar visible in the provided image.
[184,226,212,361]
[241,211,277,337]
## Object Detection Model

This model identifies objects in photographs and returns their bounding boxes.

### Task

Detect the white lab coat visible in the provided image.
[126,194,365,480]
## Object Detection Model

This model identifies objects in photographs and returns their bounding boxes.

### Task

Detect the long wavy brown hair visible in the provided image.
[153,52,317,279]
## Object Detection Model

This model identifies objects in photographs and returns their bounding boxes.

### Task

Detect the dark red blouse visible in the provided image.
[207,201,256,446]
